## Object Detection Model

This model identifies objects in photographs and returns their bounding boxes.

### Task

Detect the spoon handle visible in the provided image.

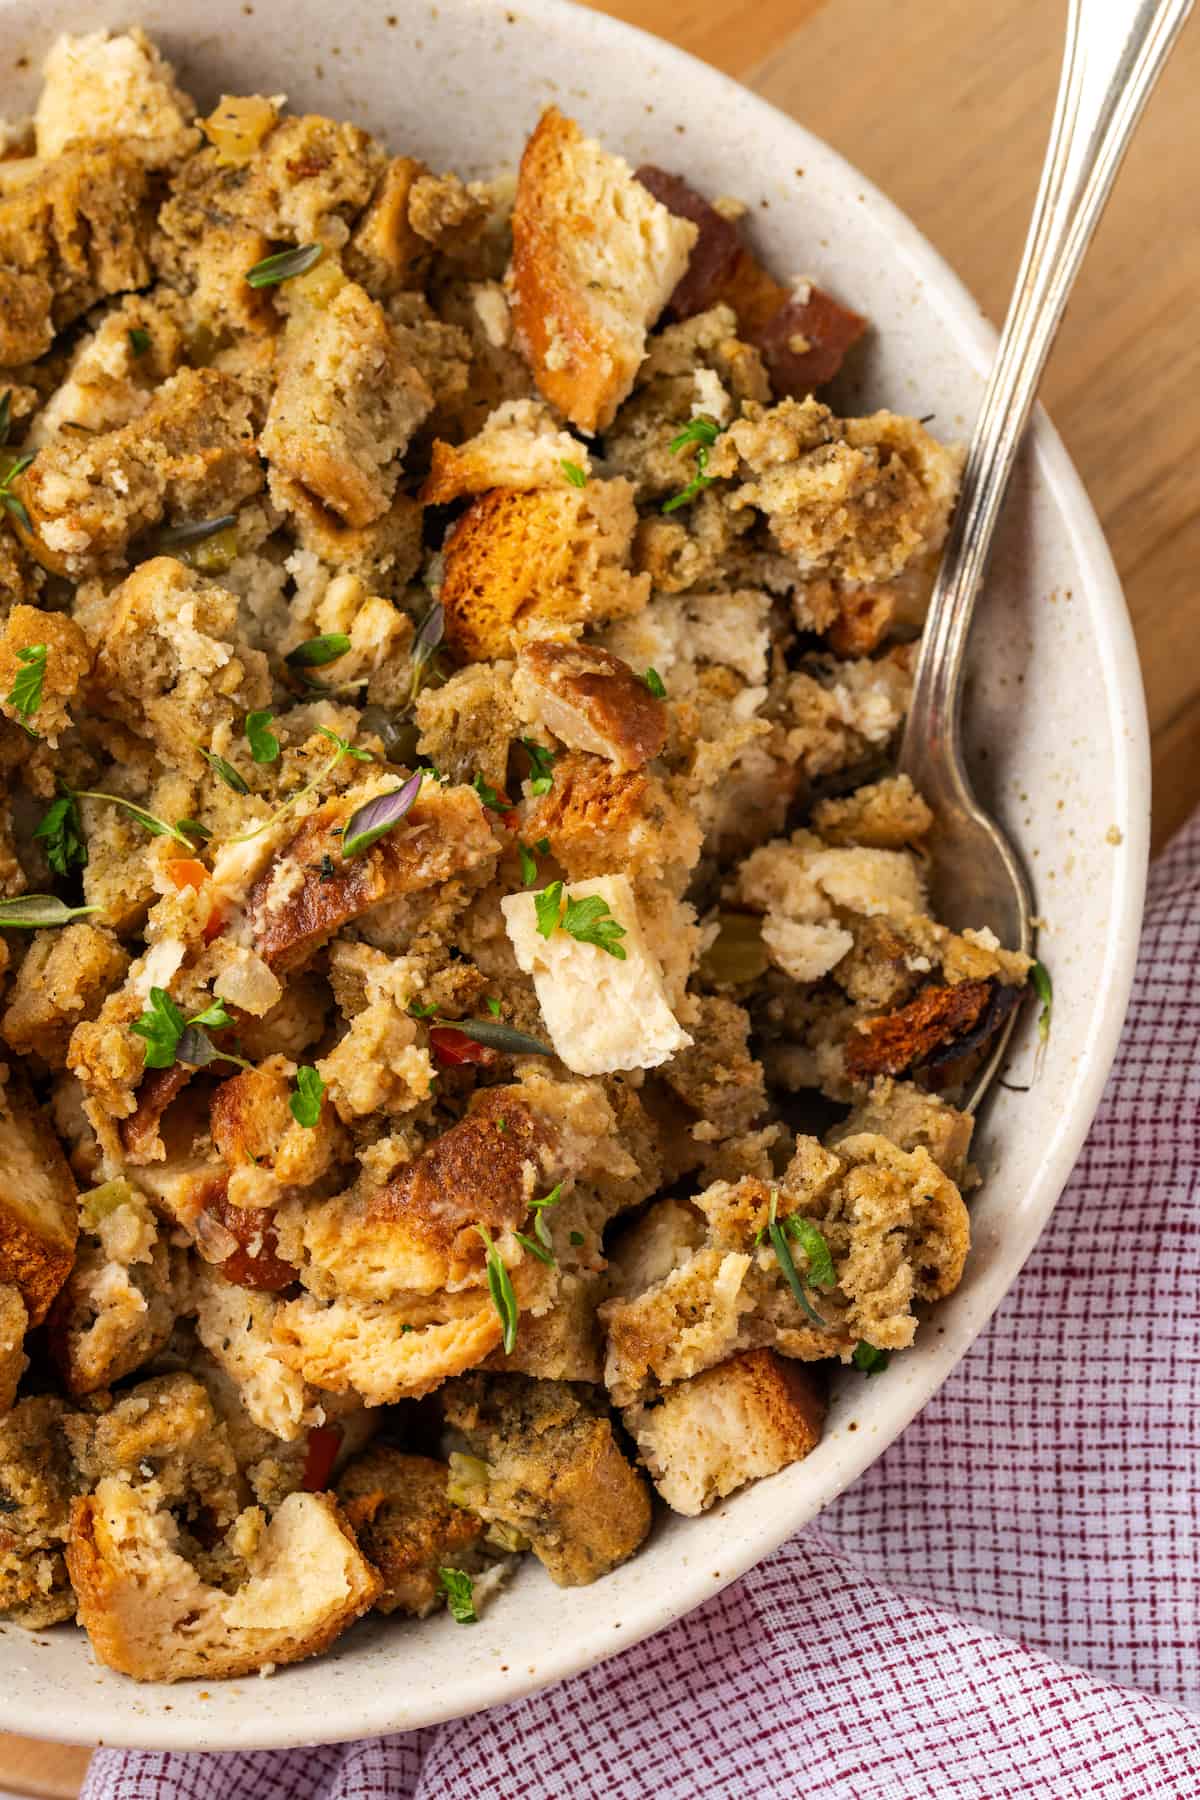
[900,0,1192,788]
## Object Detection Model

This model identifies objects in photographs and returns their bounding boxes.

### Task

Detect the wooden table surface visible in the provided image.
[3,1,1196,1794]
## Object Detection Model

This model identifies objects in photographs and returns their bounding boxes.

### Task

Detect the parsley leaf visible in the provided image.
[561,892,627,959]
[476,1224,518,1353]
[290,1065,325,1128]
[518,839,550,884]
[437,1567,478,1624]
[485,996,502,1018]
[765,1190,830,1330]
[533,880,563,939]
[560,459,587,488]
[245,710,280,764]
[520,738,556,798]
[408,999,439,1018]
[662,415,723,514]
[642,667,667,699]
[852,1341,889,1375]
[6,643,45,727]
[128,327,151,358]
[472,772,509,814]
[130,988,247,1073]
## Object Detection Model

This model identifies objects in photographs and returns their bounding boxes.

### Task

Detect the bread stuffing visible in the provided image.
[0,29,1031,1683]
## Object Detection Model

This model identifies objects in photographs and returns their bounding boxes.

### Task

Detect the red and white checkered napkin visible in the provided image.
[86,814,1200,1800]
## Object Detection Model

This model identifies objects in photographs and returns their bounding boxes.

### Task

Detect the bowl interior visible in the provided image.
[0,0,1149,1749]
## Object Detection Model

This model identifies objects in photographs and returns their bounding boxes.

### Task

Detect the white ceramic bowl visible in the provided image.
[0,0,1149,1750]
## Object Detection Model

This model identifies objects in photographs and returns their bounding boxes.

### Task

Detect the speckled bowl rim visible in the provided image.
[0,0,1149,1750]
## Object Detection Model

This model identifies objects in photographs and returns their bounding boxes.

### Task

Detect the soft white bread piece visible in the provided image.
[67,1482,381,1683]
[422,398,591,505]
[508,107,697,434]
[34,29,198,167]
[501,874,692,1075]
[0,1068,78,1326]
[624,1348,826,1516]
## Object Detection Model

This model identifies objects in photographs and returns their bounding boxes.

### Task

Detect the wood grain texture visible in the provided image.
[0,4,1194,1795]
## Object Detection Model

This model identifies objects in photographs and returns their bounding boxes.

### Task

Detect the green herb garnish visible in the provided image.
[529,1182,563,1258]
[71,790,209,852]
[518,837,550,885]
[285,633,351,670]
[33,791,87,875]
[662,416,722,514]
[520,739,556,798]
[852,1341,889,1375]
[341,772,423,859]
[0,894,99,930]
[130,988,247,1073]
[128,327,151,358]
[642,667,667,699]
[437,1567,478,1624]
[562,892,627,959]
[228,728,373,845]
[1031,959,1052,1047]
[0,451,33,531]
[485,996,502,1017]
[245,710,280,764]
[196,743,250,796]
[764,1190,831,1330]
[476,1223,518,1353]
[246,243,324,288]
[408,999,439,1019]
[289,1066,325,1128]
[409,601,444,705]
[472,772,510,814]
[6,643,45,728]
[533,880,564,939]
[560,459,587,488]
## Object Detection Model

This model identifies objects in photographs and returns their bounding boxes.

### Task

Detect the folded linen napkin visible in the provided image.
[84,812,1200,1800]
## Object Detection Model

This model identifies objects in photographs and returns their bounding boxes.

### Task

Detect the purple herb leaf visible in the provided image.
[341,771,424,859]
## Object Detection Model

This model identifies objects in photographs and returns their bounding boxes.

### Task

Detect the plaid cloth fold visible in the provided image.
[85,813,1200,1800]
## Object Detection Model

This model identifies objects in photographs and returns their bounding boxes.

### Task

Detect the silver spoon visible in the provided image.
[898,0,1192,1109]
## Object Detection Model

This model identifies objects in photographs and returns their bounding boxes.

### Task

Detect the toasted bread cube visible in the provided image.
[64,1373,242,1529]
[514,639,667,773]
[0,270,53,365]
[421,398,591,505]
[658,995,766,1143]
[247,775,499,973]
[262,280,432,529]
[336,1448,487,1616]
[273,1289,506,1406]
[192,1269,316,1443]
[811,773,934,849]
[209,1055,346,1209]
[345,155,432,297]
[0,1070,77,1326]
[2,921,129,1067]
[523,754,701,888]
[0,1284,27,1415]
[442,1373,651,1586]
[414,660,523,791]
[624,1349,825,1515]
[17,369,263,578]
[440,478,650,663]
[502,873,691,1075]
[34,30,198,167]
[486,1269,604,1383]
[48,1183,178,1397]
[68,1484,381,1683]
[0,1395,77,1626]
[0,144,152,333]
[829,1078,973,1182]
[508,108,697,433]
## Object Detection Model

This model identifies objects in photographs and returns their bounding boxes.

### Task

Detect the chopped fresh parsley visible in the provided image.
[476,1223,518,1353]
[285,633,351,670]
[437,1567,478,1624]
[533,879,564,938]
[290,1066,325,1128]
[408,999,439,1019]
[562,892,627,959]
[642,667,667,699]
[852,1341,889,1376]
[662,415,723,513]
[34,790,87,876]
[518,837,550,885]
[528,1182,563,1259]
[764,1190,831,1330]
[485,996,502,1018]
[6,643,46,730]
[130,988,247,1073]
[245,709,281,764]
[246,242,324,287]
[128,327,151,358]
[569,1231,585,1247]
[472,772,509,814]
[521,738,556,797]
[560,459,587,488]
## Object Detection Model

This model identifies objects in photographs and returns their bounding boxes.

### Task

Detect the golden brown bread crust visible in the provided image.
[248,779,499,972]
[336,1448,486,1616]
[0,270,54,366]
[0,143,153,331]
[119,1064,194,1162]
[843,979,992,1080]
[0,1072,78,1326]
[516,640,667,772]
